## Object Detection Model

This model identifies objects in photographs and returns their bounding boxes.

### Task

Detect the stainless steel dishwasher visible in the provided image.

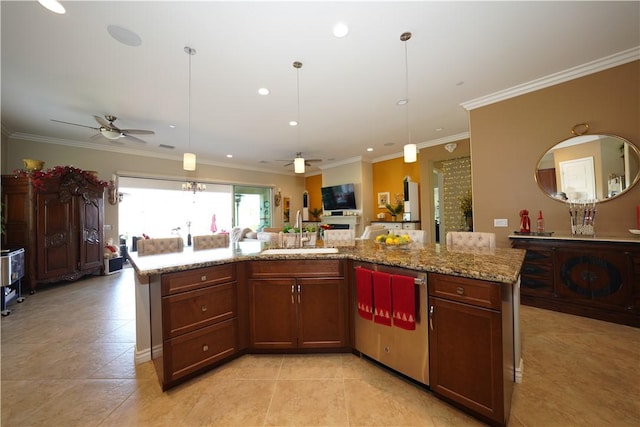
[353,262,428,385]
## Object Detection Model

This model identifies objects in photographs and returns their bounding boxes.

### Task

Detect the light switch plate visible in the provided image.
[494,219,508,227]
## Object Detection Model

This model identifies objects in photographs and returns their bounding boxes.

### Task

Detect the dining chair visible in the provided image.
[136,237,184,256]
[445,231,496,248]
[192,234,229,250]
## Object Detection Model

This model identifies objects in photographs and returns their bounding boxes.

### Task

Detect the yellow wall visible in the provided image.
[372,156,421,220]
[304,173,323,217]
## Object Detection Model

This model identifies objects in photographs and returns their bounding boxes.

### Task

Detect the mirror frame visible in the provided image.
[535,134,640,203]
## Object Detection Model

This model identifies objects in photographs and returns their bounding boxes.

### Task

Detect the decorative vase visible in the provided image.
[22,158,44,172]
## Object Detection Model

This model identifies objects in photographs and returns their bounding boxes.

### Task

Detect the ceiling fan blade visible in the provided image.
[122,129,155,135]
[282,162,293,167]
[123,134,147,144]
[306,159,322,163]
[51,119,99,131]
[94,115,111,128]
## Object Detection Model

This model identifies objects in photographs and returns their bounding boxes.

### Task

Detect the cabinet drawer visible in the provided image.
[249,259,343,278]
[428,273,501,310]
[162,263,236,295]
[163,282,237,337]
[164,318,237,382]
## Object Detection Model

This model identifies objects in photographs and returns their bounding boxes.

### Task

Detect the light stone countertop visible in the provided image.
[129,239,525,285]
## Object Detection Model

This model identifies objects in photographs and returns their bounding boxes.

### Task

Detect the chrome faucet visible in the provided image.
[295,210,309,247]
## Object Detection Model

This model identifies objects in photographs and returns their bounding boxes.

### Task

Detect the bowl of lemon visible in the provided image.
[375,232,411,248]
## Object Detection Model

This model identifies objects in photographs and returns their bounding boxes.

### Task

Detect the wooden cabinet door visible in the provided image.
[429,296,504,425]
[297,278,346,348]
[249,278,297,349]
[555,249,631,309]
[36,192,76,279]
[77,196,103,271]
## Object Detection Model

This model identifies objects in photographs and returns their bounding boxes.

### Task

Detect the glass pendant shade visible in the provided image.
[183,152,196,171]
[404,143,417,163]
[294,157,305,173]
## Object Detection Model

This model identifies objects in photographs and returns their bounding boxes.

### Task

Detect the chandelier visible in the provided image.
[182,181,206,194]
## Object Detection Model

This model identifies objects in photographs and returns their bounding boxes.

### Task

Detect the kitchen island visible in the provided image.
[129,240,524,427]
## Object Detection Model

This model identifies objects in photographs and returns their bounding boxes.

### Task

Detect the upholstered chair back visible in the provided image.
[323,229,356,247]
[137,237,184,256]
[400,229,428,243]
[445,231,496,248]
[358,225,388,240]
[193,234,229,250]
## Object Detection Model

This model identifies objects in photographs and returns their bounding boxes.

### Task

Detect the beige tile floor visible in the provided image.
[1,266,639,427]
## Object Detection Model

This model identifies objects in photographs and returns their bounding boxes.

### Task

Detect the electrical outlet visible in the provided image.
[494,219,508,227]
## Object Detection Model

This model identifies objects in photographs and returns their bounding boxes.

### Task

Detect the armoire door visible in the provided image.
[36,192,76,279]
[78,196,104,271]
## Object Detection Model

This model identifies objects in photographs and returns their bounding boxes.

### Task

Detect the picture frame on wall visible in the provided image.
[377,192,390,208]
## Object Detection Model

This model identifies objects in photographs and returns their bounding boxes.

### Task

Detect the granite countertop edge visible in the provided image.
[129,241,525,285]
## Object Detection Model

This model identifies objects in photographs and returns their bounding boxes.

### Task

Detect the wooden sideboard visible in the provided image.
[510,235,640,327]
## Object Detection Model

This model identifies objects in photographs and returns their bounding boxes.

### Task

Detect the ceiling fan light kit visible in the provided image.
[183,153,196,171]
[294,156,305,174]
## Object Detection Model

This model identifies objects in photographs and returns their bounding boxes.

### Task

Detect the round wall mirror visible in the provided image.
[535,134,640,203]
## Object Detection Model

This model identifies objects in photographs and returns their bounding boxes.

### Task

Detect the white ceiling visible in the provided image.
[2,1,639,175]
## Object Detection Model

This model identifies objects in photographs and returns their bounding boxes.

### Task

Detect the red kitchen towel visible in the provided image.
[373,271,392,326]
[355,267,373,320]
[391,274,416,330]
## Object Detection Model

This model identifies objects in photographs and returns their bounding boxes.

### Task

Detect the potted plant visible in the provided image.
[309,207,322,221]
[385,195,404,221]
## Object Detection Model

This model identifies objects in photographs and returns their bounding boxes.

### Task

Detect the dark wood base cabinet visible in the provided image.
[248,259,348,350]
[149,263,240,390]
[428,273,514,427]
[511,237,640,327]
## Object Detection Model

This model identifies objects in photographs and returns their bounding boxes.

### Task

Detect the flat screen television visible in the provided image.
[321,183,356,211]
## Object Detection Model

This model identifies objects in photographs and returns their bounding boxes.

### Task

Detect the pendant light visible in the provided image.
[293,61,305,174]
[401,32,417,163]
[183,46,197,171]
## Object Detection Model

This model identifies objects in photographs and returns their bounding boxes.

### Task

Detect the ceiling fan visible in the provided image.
[51,115,154,143]
[279,152,322,167]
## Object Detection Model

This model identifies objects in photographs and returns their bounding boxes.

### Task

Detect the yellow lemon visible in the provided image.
[385,237,394,245]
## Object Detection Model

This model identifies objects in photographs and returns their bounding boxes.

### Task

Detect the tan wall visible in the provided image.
[1,137,303,244]
[470,61,640,247]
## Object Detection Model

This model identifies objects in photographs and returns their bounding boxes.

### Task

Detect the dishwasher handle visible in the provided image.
[429,305,434,331]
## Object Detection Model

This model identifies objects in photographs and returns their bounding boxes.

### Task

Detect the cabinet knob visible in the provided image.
[201,275,207,281]
[202,344,209,352]
[201,305,207,312]
[456,286,465,295]
[384,346,391,353]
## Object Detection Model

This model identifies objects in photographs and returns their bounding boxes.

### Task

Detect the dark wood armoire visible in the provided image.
[2,168,105,292]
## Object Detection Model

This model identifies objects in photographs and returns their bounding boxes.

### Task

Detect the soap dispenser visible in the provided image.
[537,210,545,233]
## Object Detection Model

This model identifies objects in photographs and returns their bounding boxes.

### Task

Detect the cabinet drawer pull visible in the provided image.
[201,305,207,312]
[291,285,295,304]
[202,344,209,352]
[201,275,207,281]
[456,286,465,295]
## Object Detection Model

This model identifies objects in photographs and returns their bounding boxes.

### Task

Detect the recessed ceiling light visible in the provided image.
[333,22,349,38]
[38,0,65,14]
[397,99,408,106]
[169,124,176,129]
[289,120,298,127]
[435,127,444,131]
[258,88,270,96]
[107,25,142,47]
[226,154,233,158]
[367,148,373,152]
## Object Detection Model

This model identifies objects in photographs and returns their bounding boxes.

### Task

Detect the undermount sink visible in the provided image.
[260,247,339,255]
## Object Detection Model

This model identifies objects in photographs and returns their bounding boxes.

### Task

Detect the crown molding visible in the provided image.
[461,47,640,111]
[8,132,297,177]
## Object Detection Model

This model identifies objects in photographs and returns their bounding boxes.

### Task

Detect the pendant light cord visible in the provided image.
[403,33,411,145]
